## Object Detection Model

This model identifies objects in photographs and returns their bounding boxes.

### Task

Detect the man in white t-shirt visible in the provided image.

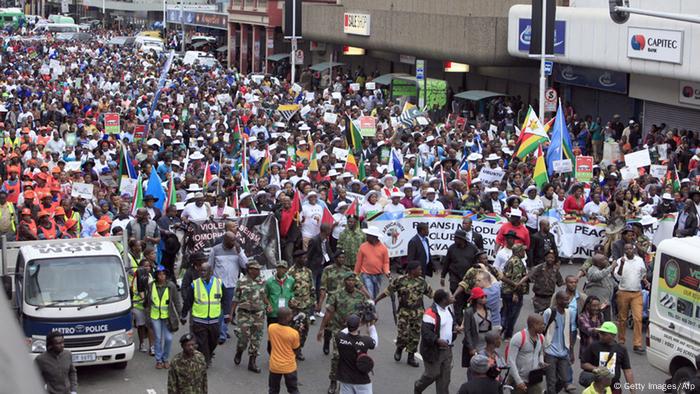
[181,192,211,223]
[520,185,544,232]
[384,191,405,213]
[301,191,323,250]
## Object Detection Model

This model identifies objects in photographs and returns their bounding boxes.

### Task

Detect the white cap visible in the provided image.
[171,160,181,167]
[525,185,538,193]
[425,187,437,194]
[362,226,383,238]
[391,191,404,198]
[341,172,354,179]
[307,191,318,197]
[486,153,500,161]
[426,136,435,142]
[509,209,522,217]
[328,169,339,177]
[471,177,481,185]
[239,192,252,200]
[193,191,204,199]
[248,136,257,143]
[299,124,311,131]
[467,153,483,162]
[662,193,673,200]
[147,138,161,146]
[190,151,205,160]
[485,187,499,193]
[336,201,349,210]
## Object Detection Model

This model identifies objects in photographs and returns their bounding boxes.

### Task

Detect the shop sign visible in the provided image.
[553,64,628,95]
[627,27,683,64]
[343,13,370,36]
[518,18,566,55]
[679,80,700,107]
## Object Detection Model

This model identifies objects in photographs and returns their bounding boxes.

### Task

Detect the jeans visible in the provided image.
[501,293,524,339]
[269,370,299,394]
[339,382,373,394]
[361,273,383,300]
[219,286,235,341]
[151,318,173,363]
[544,353,570,394]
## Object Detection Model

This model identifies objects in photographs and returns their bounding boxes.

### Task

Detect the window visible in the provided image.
[257,0,267,9]
[244,0,255,9]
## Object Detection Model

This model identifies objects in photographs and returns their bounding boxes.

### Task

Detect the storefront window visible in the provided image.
[244,0,254,10]
[257,0,267,10]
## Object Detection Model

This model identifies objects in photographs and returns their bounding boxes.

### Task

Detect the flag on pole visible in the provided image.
[345,197,360,218]
[327,185,334,204]
[346,117,363,152]
[345,151,359,175]
[515,106,550,159]
[164,175,176,207]
[391,148,404,179]
[399,102,420,126]
[203,162,214,189]
[459,159,471,188]
[321,206,334,225]
[285,156,295,172]
[259,147,271,177]
[230,190,240,210]
[130,175,144,215]
[667,165,681,192]
[278,104,300,122]
[119,143,138,179]
[534,145,549,188]
[440,165,447,193]
[546,101,575,175]
[358,156,366,181]
[146,167,166,210]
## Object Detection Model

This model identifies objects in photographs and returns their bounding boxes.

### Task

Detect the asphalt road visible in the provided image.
[77,263,669,393]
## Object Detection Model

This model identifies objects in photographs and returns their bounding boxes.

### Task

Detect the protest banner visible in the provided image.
[305,92,315,102]
[650,164,667,179]
[575,156,593,182]
[625,149,651,169]
[365,82,376,90]
[349,83,360,92]
[603,141,622,163]
[99,174,118,188]
[657,144,668,161]
[133,125,146,142]
[331,92,342,100]
[553,159,573,174]
[71,183,94,200]
[63,161,82,172]
[183,215,281,270]
[300,104,311,117]
[323,112,338,124]
[478,167,505,185]
[104,113,120,134]
[119,178,138,197]
[358,116,376,137]
[620,166,638,180]
[332,147,349,161]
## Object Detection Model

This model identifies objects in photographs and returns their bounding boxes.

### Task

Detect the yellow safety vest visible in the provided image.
[192,277,222,319]
[0,203,16,232]
[150,283,170,320]
[71,211,81,233]
[131,272,152,310]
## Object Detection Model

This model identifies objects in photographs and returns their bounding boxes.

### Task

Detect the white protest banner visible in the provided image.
[365,82,376,90]
[657,144,668,161]
[292,83,302,94]
[620,166,638,180]
[331,92,342,100]
[305,92,315,102]
[324,112,338,124]
[553,159,573,174]
[603,141,622,163]
[99,174,118,188]
[649,214,677,246]
[71,182,94,200]
[552,220,607,259]
[416,116,429,126]
[63,161,82,172]
[488,124,498,140]
[349,83,360,92]
[216,94,232,105]
[478,167,506,185]
[345,100,352,106]
[625,148,651,169]
[119,177,138,197]
[300,105,311,117]
[650,164,667,179]
[332,147,349,161]
[177,94,184,104]
[358,116,376,137]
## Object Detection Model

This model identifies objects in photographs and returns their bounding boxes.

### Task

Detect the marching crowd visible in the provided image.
[3,24,699,394]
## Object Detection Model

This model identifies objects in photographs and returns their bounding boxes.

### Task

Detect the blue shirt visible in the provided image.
[191,276,214,293]
[419,235,430,264]
[569,292,580,331]
[544,309,569,358]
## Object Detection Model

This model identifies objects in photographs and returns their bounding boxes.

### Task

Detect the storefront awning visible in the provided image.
[310,61,345,72]
[268,53,290,62]
[454,90,504,101]
[372,73,411,85]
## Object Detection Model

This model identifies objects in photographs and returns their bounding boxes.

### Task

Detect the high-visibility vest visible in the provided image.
[2,181,20,204]
[4,137,20,149]
[150,283,170,320]
[38,222,58,240]
[65,211,81,233]
[0,203,16,232]
[22,219,37,238]
[192,277,222,319]
[131,271,152,310]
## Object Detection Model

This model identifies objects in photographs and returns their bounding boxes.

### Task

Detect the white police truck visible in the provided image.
[2,236,134,368]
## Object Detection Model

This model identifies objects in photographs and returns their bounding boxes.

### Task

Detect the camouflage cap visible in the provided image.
[247,261,262,270]
[276,260,289,268]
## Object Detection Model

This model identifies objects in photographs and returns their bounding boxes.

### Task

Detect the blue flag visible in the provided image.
[546,101,575,176]
[391,149,404,179]
[145,167,166,211]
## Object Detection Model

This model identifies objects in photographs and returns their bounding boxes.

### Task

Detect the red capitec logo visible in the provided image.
[683,86,694,98]
[630,35,646,50]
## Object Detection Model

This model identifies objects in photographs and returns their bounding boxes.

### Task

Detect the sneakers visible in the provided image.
[316,311,325,318]
[149,346,155,356]
[310,315,316,323]
[139,343,148,353]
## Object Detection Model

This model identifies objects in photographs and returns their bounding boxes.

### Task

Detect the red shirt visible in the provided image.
[563,195,585,214]
[495,223,530,249]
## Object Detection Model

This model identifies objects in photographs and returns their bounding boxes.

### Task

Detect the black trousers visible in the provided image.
[267,316,279,354]
[269,370,300,394]
[192,321,220,363]
[450,281,466,326]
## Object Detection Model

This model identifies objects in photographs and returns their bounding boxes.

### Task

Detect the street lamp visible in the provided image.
[609,0,700,25]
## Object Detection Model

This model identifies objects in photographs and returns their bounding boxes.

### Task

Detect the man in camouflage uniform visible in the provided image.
[526,248,564,313]
[630,222,652,260]
[317,249,369,355]
[288,249,315,360]
[375,260,433,368]
[452,250,501,299]
[500,244,529,340]
[317,271,367,394]
[231,261,269,373]
[167,333,207,394]
[336,215,365,270]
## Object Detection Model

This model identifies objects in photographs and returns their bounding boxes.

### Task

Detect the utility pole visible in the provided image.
[538,0,546,119]
[290,0,297,84]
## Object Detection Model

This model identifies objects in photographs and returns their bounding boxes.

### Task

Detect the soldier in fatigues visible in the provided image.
[317,271,367,394]
[375,260,433,368]
[524,248,563,313]
[231,261,269,373]
[167,333,208,394]
[317,249,370,355]
[288,249,315,360]
[452,250,501,298]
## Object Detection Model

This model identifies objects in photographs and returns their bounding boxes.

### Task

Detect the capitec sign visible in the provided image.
[627,27,683,64]
[518,18,566,55]
[679,81,700,107]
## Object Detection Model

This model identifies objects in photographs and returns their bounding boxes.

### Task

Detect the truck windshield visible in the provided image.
[25,256,128,307]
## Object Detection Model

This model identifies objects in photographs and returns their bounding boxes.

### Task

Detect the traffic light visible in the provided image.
[609,0,630,24]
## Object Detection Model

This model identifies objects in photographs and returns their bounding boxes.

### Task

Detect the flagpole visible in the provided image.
[559,99,563,162]
[217,151,223,195]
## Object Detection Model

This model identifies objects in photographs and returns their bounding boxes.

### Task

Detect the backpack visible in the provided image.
[505,329,545,362]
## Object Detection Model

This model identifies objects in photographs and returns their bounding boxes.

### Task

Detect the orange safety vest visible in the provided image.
[2,180,20,204]
[38,221,58,240]
[22,219,37,238]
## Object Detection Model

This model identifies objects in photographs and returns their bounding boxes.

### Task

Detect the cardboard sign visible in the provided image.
[63,161,82,172]
[365,82,376,90]
[575,156,593,182]
[133,125,146,142]
[71,182,94,200]
[292,83,303,94]
[478,167,506,184]
[349,83,360,92]
[104,113,120,134]
[119,177,138,197]
[332,147,349,161]
[99,174,118,188]
[305,92,315,102]
[553,159,573,174]
[300,105,311,117]
[358,116,376,137]
[620,166,638,180]
[657,144,668,161]
[416,116,429,126]
[324,112,338,124]
[650,164,667,179]
[331,92,342,100]
[624,148,651,169]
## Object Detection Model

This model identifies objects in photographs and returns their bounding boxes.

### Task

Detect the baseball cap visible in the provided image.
[469,287,486,301]
[469,354,490,374]
[595,321,618,335]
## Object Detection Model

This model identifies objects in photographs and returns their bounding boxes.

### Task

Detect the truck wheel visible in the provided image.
[112,362,128,370]
[672,366,695,393]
